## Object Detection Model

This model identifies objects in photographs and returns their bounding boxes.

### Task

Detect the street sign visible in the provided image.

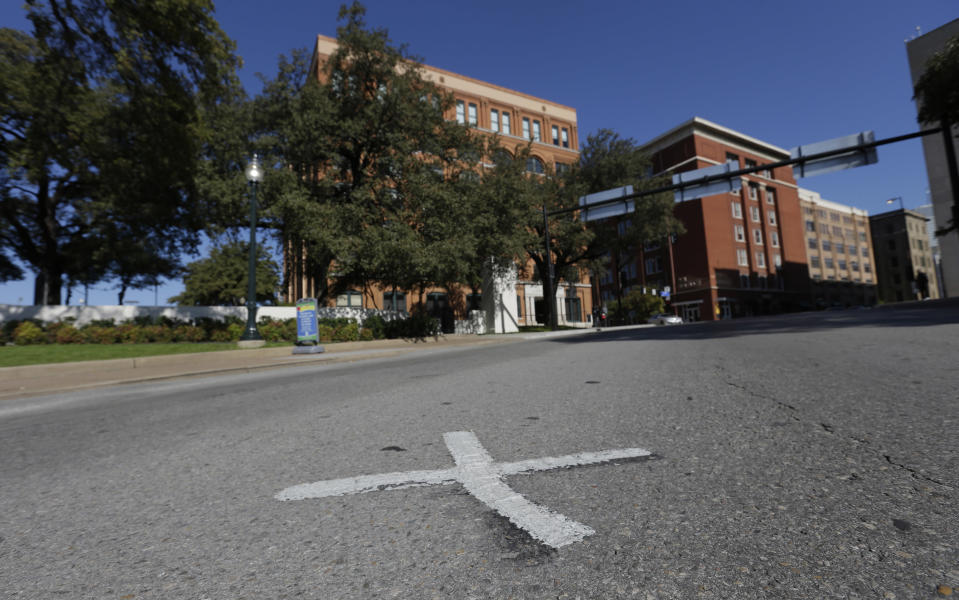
[671,162,742,202]
[293,298,324,354]
[579,185,634,222]
[790,131,878,178]
[277,431,653,549]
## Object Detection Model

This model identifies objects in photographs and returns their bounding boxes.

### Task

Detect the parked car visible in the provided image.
[647,313,683,325]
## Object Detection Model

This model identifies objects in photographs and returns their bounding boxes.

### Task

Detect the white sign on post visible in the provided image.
[578,185,634,222]
[790,131,878,178]
[671,162,742,202]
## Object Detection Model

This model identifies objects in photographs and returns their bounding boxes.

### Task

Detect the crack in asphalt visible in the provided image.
[720,375,954,490]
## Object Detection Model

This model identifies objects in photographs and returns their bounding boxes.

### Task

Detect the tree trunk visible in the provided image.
[33,267,62,305]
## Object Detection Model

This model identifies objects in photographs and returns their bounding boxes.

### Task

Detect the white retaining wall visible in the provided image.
[0,304,402,327]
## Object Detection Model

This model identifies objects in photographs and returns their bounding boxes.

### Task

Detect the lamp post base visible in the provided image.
[237,339,267,349]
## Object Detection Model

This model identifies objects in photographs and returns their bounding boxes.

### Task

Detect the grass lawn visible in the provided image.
[0,341,291,368]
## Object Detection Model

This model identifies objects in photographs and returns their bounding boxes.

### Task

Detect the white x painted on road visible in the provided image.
[276,431,652,548]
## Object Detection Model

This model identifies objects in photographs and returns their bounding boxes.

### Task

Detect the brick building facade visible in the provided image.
[287,34,592,330]
[621,117,811,321]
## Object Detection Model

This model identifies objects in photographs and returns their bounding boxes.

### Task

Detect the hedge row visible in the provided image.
[1,313,439,346]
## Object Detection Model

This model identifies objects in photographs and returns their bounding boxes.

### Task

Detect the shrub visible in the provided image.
[44,321,69,343]
[54,324,83,344]
[82,326,120,344]
[1,319,21,344]
[384,313,439,339]
[318,324,334,343]
[359,327,374,341]
[333,321,359,342]
[13,321,47,345]
[144,325,175,343]
[173,325,206,343]
[117,323,150,344]
[363,314,387,339]
[226,322,245,341]
[209,329,233,342]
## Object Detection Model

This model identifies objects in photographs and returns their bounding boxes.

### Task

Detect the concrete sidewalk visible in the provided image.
[0,327,611,400]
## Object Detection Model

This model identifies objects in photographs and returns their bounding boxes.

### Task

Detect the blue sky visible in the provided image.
[1,0,957,306]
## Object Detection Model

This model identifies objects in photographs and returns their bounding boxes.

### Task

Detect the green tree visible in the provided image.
[914,34,959,126]
[913,33,959,235]
[239,2,482,304]
[0,1,240,305]
[485,129,682,327]
[169,241,280,306]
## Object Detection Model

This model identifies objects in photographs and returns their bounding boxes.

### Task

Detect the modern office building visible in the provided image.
[869,209,941,302]
[797,189,877,307]
[614,117,811,321]
[906,18,959,297]
[287,34,590,331]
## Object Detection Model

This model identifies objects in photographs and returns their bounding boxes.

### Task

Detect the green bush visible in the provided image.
[318,324,334,343]
[226,321,244,341]
[363,314,387,339]
[334,321,359,342]
[359,327,374,341]
[1,319,21,344]
[384,313,439,339]
[13,321,47,345]
[144,325,175,343]
[117,323,150,344]
[173,325,206,343]
[54,324,83,344]
[81,326,120,344]
[209,329,233,342]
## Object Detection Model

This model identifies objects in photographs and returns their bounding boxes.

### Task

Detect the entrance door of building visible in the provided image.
[679,303,701,322]
[533,298,545,324]
[426,292,454,333]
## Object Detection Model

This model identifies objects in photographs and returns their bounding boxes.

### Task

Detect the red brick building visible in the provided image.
[597,118,812,321]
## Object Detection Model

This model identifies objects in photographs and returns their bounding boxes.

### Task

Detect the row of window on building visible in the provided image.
[454,100,570,147]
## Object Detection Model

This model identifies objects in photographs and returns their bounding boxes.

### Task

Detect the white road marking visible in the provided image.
[276,431,652,548]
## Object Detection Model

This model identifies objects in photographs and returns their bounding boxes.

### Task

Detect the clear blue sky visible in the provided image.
[1,0,956,306]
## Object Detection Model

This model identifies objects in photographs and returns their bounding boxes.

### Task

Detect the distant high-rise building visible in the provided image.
[869,209,940,302]
[797,189,877,308]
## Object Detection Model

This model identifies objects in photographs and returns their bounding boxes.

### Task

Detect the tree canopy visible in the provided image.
[914,33,959,126]
[0,0,240,304]
[169,241,280,306]
[215,2,486,305]
[480,129,682,327]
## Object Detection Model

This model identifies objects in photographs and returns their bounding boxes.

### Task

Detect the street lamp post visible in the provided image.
[240,154,264,345]
[886,196,904,210]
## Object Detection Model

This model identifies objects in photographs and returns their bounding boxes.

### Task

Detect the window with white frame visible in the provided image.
[750,206,760,222]
[336,290,363,307]
[455,100,465,124]
[532,120,541,142]
[771,231,780,247]
[755,252,766,268]
[765,188,775,204]
[552,125,559,145]
[490,109,499,132]
[732,202,743,219]
[767,210,777,226]
[736,248,748,266]
[561,128,569,148]
[753,229,763,244]
[468,103,477,126]
[501,112,511,135]
[522,117,531,139]
[734,225,745,242]
[774,253,782,267]
[748,184,758,200]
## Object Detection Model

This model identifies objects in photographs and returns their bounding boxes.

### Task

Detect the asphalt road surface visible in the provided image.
[2,304,958,599]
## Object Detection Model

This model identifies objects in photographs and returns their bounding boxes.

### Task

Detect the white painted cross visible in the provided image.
[276,431,652,548]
